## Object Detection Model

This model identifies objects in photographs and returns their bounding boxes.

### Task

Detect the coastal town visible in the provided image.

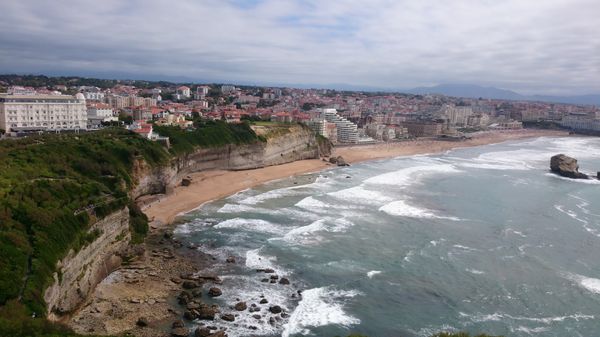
[1,75,599,144]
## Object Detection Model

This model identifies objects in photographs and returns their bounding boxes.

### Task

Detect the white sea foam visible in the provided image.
[367,270,382,278]
[295,196,332,210]
[459,311,595,324]
[546,173,600,184]
[282,287,360,337]
[566,273,600,294]
[214,218,286,235]
[379,200,460,221]
[364,164,462,186]
[465,268,485,275]
[514,326,548,334]
[245,248,282,273]
[281,218,354,245]
[328,186,393,205]
[217,203,256,213]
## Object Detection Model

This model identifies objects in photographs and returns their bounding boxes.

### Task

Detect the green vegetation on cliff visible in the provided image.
[0,128,168,316]
[154,120,264,155]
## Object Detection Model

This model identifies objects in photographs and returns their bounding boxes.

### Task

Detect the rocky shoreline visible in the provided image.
[69,225,301,337]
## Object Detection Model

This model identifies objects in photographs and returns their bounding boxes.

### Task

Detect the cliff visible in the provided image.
[44,208,131,320]
[132,124,324,197]
[42,124,326,321]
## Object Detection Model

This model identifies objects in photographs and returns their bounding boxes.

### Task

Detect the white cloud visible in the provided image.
[0,0,598,95]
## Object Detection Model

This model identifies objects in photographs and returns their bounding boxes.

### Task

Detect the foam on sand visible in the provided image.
[379,200,460,221]
[282,287,360,337]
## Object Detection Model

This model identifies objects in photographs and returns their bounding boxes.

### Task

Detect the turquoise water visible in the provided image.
[175,136,600,337]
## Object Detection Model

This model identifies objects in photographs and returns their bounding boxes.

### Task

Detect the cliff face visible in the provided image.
[44,208,131,321]
[132,124,323,198]
[44,124,325,320]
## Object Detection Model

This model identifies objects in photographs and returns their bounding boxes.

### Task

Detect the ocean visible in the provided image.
[174,136,600,337]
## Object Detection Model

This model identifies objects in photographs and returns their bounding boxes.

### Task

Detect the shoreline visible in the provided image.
[143,128,568,227]
[69,128,570,336]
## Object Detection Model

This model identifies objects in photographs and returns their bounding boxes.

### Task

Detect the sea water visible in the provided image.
[175,136,600,337]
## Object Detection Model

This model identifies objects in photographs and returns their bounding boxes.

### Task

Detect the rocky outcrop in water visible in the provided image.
[550,154,588,179]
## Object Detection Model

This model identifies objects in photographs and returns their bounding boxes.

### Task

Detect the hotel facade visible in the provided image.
[0,93,87,135]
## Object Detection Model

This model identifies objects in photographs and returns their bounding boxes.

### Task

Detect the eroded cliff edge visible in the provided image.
[43,124,328,322]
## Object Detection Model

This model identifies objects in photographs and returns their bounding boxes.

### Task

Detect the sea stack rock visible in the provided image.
[550,154,588,179]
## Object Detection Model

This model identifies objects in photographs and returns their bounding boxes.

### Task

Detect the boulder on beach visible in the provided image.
[221,313,235,322]
[171,327,189,337]
[234,301,247,311]
[550,154,588,179]
[208,287,222,297]
[182,177,192,186]
[136,317,149,327]
[335,156,349,167]
[195,327,211,337]
[269,305,282,314]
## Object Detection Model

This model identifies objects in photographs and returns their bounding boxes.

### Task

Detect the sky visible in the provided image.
[0,0,599,95]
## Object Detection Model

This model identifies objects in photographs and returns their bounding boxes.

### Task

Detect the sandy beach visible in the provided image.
[143,128,567,226]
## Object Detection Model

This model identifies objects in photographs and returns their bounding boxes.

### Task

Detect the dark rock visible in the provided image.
[171,277,182,284]
[281,312,289,318]
[171,327,189,337]
[182,281,200,289]
[269,317,276,325]
[136,317,149,327]
[208,287,222,297]
[234,302,247,311]
[270,275,279,280]
[597,171,600,180]
[249,326,258,330]
[269,305,282,314]
[257,268,275,273]
[550,154,589,179]
[329,157,337,164]
[186,302,201,310]
[208,332,227,337]
[261,278,269,283]
[269,279,276,284]
[335,156,349,166]
[221,313,235,322]
[252,314,262,320]
[249,306,260,313]
[278,278,290,285]
[197,304,219,320]
[195,327,211,337]
[172,320,185,328]
[192,289,203,298]
[226,256,236,263]
[182,178,192,186]
[259,298,268,304]
[184,310,198,320]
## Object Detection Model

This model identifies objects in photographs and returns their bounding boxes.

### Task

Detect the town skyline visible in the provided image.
[1,0,599,96]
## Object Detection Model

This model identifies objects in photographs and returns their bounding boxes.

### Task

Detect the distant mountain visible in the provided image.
[406,83,600,106]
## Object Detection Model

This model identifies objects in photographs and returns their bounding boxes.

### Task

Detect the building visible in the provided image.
[0,93,87,135]
[221,85,236,94]
[195,86,209,100]
[323,108,359,143]
[87,103,117,129]
[560,115,600,132]
[177,86,191,98]
[402,120,443,137]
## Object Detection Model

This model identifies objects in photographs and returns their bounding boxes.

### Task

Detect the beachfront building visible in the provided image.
[0,93,87,135]
[560,115,600,132]
[322,108,359,143]
[402,120,443,137]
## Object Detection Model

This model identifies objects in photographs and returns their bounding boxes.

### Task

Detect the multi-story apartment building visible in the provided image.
[0,93,87,134]
[560,115,600,132]
[323,108,359,143]
[402,120,443,137]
